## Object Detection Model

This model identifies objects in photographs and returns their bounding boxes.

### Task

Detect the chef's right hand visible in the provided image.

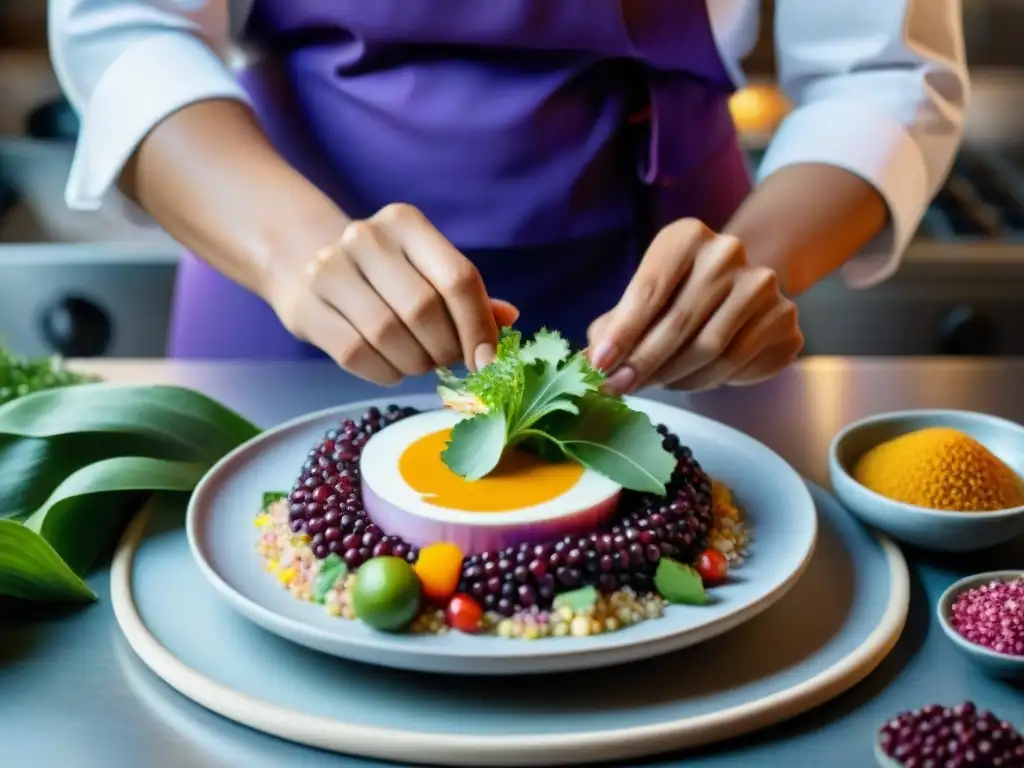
[273,203,518,385]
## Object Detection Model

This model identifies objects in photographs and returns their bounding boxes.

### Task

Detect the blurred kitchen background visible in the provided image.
[1,0,1023,358]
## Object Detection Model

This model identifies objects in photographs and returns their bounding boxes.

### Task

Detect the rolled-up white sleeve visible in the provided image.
[50,0,249,212]
[757,0,969,288]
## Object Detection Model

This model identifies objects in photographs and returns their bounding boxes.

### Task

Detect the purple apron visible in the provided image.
[168,0,752,357]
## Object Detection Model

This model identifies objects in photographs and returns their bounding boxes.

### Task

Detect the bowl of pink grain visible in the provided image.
[937,570,1024,679]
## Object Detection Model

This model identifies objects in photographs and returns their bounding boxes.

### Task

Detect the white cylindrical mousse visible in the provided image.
[360,409,622,554]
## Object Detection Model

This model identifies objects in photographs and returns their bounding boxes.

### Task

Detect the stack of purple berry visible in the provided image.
[455,427,714,616]
[878,701,1024,767]
[286,406,421,570]
[284,406,714,618]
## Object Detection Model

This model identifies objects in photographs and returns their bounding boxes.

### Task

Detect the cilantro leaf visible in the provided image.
[435,328,675,494]
[516,352,602,432]
[520,327,570,367]
[441,409,508,480]
[545,393,676,494]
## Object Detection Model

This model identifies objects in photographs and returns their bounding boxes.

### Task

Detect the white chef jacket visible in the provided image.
[49,0,969,288]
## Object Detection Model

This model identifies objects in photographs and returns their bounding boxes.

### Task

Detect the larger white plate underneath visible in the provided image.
[113,484,907,767]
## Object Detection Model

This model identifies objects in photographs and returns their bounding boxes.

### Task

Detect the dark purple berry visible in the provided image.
[878,702,1024,767]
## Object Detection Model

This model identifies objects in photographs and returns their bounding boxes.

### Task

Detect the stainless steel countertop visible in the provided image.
[3,358,1023,768]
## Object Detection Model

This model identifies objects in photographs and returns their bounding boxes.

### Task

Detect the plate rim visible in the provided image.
[113,484,909,766]
[183,394,818,668]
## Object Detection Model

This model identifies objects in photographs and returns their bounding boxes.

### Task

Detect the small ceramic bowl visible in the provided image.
[874,737,899,767]
[874,737,902,768]
[937,570,1024,680]
[829,409,1024,552]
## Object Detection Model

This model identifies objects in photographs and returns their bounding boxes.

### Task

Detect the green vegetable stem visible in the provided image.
[0,373,260,602]
[437,328,676,493]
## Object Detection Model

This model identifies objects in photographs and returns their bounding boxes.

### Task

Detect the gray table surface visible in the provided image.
[3,358,1023,768]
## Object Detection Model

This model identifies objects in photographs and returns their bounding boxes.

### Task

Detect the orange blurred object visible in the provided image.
[413,542,465,602]
[729,84,791,136]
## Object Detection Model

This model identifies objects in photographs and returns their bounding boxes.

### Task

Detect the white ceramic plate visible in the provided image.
[186,394,817,675]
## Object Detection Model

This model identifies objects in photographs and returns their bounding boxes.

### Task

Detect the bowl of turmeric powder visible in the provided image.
[829,410,1024,552]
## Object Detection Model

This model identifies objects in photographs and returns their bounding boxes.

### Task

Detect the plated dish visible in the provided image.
[255,407,747,639]
[255,329,750,638]
[187,329,817,673]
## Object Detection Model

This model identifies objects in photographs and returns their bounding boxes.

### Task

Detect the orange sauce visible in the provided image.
[398,428,583,512]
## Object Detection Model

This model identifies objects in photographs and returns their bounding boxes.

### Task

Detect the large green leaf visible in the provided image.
[0,432,190,522]
[549,393,676,494]
[0,383,260,464]
[24,457,206,574]
[0,382,262,602]
[0,519,95,601]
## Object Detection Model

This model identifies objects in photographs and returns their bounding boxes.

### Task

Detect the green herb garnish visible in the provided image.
[262,491,288,508]
[314,553,349,603]
[553,585,599,613]
[437,328,675,493]
[0,346,98,407]
[653,557,708,605]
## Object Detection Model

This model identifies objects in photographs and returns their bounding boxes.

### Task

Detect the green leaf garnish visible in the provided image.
[314,553,349,603]
[441,409,507,480]
[437,328,526,415]
[553,585,599,613]
[436,327,674,493]
[520,331,570,367]
[517,351,601,430]
[262,491,288,508]
[545,393,677,495]
[653,557,708,605]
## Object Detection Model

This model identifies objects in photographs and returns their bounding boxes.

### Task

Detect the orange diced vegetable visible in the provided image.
[413,542,464,602]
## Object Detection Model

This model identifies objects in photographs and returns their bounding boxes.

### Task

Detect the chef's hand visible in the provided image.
[274,203,518,385]
[587,219,803,394]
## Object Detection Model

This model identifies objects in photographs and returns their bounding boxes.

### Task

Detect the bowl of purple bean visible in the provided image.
[937,570,1024,680]
[875,701,1024,767]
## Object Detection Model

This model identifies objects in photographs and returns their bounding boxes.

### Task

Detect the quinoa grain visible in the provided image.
[255,477,747,638]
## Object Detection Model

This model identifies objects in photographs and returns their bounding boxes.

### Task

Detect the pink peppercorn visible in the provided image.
[949,577,1024,657]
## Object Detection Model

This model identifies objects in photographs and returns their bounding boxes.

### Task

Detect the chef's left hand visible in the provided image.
[588,218,803,394]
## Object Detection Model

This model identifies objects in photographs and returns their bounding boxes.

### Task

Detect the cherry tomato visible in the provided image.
[446,593,484,633]
[696,548,728,585]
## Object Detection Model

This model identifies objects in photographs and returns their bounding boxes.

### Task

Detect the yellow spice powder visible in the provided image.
[853,427,1024,512]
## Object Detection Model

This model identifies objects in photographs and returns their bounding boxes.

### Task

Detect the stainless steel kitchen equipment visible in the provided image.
[0,243,177,357]
[0,128,179,358]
